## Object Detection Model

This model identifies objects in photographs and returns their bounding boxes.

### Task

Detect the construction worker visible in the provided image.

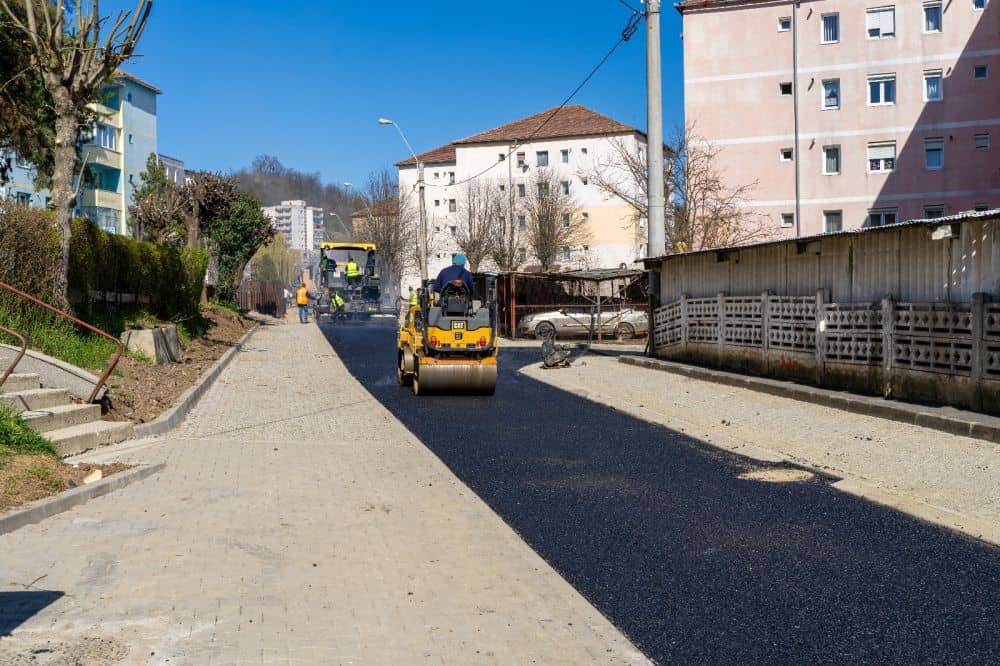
[295,283,311,324]
[432,253,473,294]
[399,287,418,328]
[346,255,360,288]
[331,290,345,319]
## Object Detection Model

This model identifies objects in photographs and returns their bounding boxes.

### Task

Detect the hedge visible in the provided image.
[69,218,208,321]
[0,203,207,322]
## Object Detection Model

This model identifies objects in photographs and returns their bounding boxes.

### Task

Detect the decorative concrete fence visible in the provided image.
[652,291,1000,414]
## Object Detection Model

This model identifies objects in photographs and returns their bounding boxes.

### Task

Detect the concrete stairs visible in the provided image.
[1,373,133,457]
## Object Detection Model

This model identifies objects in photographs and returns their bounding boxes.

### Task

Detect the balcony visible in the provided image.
[80,188,120,210]
[88,102,122,127]
[81,145,121,169]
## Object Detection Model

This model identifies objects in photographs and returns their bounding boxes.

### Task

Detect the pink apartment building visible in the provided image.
[679,0,999,237]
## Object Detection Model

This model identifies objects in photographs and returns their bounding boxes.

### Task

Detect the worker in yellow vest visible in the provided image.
[331,290,345,318]
[345,255,360,288]
[295,284,311,324]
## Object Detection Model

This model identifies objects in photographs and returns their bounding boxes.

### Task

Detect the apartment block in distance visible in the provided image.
[261,200,325,253]
[678,0,999,236]
[396,105,650,290]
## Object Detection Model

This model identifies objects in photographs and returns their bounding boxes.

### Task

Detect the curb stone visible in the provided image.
[133,324,258,438]
[619,355,1000,445]
[0,463,165,536]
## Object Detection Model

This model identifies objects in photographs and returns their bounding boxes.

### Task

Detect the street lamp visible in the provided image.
[379,117,427,284]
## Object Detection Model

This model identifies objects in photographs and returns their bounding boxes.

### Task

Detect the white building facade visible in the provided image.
[261,200,324,252]
[396,105,649,291]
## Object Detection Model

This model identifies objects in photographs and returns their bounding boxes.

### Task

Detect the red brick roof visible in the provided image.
[395,143,457,167]
[454,105,640,145]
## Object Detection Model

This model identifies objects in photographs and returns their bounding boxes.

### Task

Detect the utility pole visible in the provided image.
[417,161,428,284]
[645,0,666,259]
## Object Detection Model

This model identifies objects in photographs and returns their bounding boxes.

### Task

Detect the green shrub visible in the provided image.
[0,404,58,459]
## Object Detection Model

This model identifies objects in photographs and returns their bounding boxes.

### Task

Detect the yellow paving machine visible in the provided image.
[397,274,498,395]
[319,242,382,320]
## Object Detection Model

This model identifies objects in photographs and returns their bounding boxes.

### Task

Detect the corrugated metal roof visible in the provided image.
[504,268,644,282]
[644,209,1000,265]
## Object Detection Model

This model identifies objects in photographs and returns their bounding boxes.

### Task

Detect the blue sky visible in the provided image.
[119,0,685,187]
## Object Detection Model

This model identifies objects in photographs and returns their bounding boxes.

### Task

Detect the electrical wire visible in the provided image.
[417,9,643,191]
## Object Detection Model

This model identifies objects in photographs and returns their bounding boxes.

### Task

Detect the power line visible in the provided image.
[417,9,643,191]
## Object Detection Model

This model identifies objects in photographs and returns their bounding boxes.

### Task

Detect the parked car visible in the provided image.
[518,307,648,340]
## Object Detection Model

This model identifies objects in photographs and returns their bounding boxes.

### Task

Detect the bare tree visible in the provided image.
[180,172,239,248]
[353,170,415,294]
[455,179,504,272]
[523,169,591,271]
[670,125,769,251]
[588,123,769,252]
[1,0,152,300]
[129,154,184,243]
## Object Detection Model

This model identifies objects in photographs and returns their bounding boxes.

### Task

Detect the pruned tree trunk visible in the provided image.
[50,96,80,305]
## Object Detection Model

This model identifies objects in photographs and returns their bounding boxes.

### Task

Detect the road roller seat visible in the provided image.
[439,280,471,316]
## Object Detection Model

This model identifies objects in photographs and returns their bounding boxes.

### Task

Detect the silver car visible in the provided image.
[518,307,648,340]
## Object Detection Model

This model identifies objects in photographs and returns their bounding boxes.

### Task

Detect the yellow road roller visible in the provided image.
[397,274,498,395]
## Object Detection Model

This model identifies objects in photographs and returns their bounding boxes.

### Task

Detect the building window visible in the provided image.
[127,133,134,144]
[433,172,439,179]
[434,199,440,207]
[499,184,506,191]
[974,65,989,79]
[517,184,525,198]
[924,70,943,101]
[448,199,457,212]
[498,153,506,161]
[536,151,549,167]
[867,141,896,172]
[537,182,550,196]
[924,137,944,170]
[560,149,570,163]
[975,132,991,150]
[779,82,793,96]
[561,213,570,228]
[823,145,841,174]
[516,152,525,167]
[868,208,898,227]
[924,2,942,32]
[449,172,455,185]
[580,176,589,186]
[821,13,839,43]
[581,212,589,222]
[822,78,840,109]
[824,210,843,233]
[560,246,571,261]
[580,147,588,155]
[868,74,896,105]
[449,225,457,237]
[518,215,527,231]
[560,180,570,195]
[924,204,945,218]
[778,16,791,31]
[780,213,794,228]
[15,191,30,205]
[974,0,986,10]
[779,148,793,161]
[866,6,895,38]
[93,123,117,150]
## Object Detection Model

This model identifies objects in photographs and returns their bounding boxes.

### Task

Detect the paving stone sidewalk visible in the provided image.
[522,355,1000,545]
[0,318,647,665]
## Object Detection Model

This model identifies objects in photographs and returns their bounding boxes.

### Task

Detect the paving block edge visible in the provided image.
[0,463,165,536]
[133,324,258,438]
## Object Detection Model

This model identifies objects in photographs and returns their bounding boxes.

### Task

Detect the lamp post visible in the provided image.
[379,117,427,284]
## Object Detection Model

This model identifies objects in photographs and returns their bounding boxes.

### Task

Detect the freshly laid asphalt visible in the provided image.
[319,319,1000,665]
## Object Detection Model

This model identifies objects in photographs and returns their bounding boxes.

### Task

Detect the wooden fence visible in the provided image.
[236,281,286,318]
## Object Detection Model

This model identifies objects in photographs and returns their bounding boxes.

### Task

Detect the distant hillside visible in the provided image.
[232,155,360,241]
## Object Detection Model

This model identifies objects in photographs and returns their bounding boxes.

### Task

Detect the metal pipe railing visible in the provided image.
[0,324,27,390]
[0,281,123,403]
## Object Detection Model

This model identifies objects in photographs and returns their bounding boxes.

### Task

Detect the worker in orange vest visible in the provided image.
[296,284,311,324]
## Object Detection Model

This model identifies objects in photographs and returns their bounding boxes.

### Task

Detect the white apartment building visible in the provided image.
[396,105,649,290]
[261,200,325,252]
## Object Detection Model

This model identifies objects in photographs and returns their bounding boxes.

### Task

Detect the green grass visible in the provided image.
[0,404,58,466]
[0,309,119,371]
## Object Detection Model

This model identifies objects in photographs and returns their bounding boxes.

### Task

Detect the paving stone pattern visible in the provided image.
[0,319,647,665]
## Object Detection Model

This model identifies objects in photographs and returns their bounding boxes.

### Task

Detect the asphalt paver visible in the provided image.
[320,319,1000,665]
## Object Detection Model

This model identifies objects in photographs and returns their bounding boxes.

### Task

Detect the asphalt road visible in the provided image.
[319,319,1000,665]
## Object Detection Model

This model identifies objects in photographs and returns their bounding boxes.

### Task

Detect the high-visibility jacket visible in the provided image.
[332,292,345,308]
[346,261,360,278]
[296,287,309,305]
[409,291,419,307]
